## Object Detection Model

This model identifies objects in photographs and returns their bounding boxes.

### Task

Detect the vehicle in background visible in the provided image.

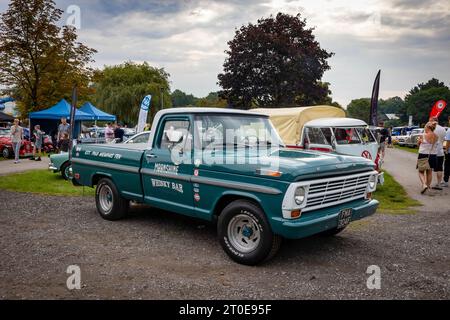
[405,128,424,148]
[391,126,419,146]
[254,107,383,184]
[123,128,137,140]
[123,131,150,144]
[0,127,34,159]
[48,152,71,180]
[49,131,149,179]
[72,107,379,265]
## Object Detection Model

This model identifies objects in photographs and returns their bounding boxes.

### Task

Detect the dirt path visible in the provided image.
[382,148,449,212]
[0,157,50,176]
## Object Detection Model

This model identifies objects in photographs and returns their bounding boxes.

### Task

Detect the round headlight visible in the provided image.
[294,186,306,205]
[368,175,377,189]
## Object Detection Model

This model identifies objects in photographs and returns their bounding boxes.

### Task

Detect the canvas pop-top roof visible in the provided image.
[253,106,346,145]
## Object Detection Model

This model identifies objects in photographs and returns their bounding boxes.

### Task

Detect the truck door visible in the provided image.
[141,116,195,217]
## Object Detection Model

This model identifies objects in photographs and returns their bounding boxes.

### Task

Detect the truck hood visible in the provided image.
[200,148,375,182]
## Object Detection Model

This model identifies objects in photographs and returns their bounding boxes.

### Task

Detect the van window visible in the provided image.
[355,127,376,143]
[333,128,361,145]
[306,127,330,146]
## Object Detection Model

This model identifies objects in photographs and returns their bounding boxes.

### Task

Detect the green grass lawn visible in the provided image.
[0,169,94,196]
[394,144,418,154]
[374,171,421,214]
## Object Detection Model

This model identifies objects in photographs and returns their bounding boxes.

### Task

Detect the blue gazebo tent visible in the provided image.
[79,102,116,121]
[29,99,94,140]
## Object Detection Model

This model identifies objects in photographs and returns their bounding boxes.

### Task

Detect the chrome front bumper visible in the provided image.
[48,162,58,171]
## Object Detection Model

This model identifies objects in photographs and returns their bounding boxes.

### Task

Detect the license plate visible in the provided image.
[337,208,353,229]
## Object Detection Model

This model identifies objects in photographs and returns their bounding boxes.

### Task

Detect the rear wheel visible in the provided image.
[95,178,129,221]
[218,200,281,265]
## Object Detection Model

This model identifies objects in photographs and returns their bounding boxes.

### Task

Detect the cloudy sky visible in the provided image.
[1,0,450,106]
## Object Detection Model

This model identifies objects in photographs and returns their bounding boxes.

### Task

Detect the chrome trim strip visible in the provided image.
[191,176,282,195]
[140,168,191,182]
[72,158,140,174]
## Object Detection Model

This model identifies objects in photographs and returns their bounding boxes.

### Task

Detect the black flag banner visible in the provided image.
[369,70,381,126]
[68,85,77,161]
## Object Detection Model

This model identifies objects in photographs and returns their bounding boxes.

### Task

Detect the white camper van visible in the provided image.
[254,106,384,184]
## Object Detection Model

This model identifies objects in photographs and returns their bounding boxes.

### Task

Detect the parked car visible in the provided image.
[391,126,419,146]
[0,127,34,159]
[72,108,379,265]
[404,128,424,148]
[123,131,150,144]
[48,152,72,180]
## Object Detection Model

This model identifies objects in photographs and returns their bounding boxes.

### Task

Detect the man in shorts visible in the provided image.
[430,116,446,190]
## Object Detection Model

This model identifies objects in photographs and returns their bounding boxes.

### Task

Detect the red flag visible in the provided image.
[429,100,447,118]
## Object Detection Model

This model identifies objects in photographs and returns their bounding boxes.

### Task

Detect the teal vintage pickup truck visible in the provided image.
[72,108,379,265]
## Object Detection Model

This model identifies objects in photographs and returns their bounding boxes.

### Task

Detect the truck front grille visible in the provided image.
[303,172,372,212]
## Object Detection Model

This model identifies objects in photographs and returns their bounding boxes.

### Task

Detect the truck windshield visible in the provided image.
[333,128,361,145]
[195,115,284,150]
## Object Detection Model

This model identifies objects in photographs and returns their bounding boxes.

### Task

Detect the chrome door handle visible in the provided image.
[146,154,157,159]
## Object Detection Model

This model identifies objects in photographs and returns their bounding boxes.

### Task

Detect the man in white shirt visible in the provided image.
[430,116,446,189]
[443,117,450,187]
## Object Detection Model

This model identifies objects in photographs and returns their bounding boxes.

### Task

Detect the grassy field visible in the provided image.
[394,144,418,154]
[373,171,421,214]
[0,169,421,215]
[0,169,94,196]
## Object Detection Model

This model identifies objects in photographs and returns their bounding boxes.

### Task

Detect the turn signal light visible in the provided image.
[365,192,372,200]
[291,210,301,219]
[74,173,80,179]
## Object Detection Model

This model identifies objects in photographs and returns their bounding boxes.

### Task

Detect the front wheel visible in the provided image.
[95,178,129,221]
[218,200,281,265]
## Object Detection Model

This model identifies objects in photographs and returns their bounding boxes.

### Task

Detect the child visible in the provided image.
[59,132,70,152]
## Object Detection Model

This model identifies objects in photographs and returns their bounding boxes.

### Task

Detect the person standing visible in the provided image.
[105,123,115,143]
[114,123,125,143]
[57,117,70,151]
[443,122,450,187]
[378,122,389,158]
[31,125,45,161]
[10,119,23,164]
[429,116,446,190]
[417,122,438,194]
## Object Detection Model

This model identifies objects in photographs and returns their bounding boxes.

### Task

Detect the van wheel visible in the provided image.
[218,200,281,265]
[95,178,129,221]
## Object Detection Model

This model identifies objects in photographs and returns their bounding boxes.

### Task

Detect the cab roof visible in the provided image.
[156,107,267,117]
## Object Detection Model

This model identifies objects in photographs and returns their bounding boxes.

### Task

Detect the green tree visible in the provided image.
[346,98,371,122]
[0,0,96,116]
[171,89,197,107]
[404,78,450,126]
[218,13,333,109]
[195,92,228,108]
[93,62,171,126]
